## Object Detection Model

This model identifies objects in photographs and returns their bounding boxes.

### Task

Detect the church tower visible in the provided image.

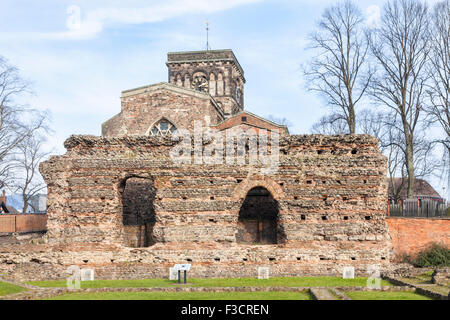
[166,50,245,117]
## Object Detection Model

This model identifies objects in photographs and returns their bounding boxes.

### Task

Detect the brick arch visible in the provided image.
[208,70,219,79]
[192,70,208,78]
[183,73,191,88]
[175,73,183,86]
[117,174,157,248]
[233,176,284,201]
[216,72,225,96]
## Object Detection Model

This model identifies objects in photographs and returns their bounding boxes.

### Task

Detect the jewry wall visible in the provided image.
[0,133,392,280]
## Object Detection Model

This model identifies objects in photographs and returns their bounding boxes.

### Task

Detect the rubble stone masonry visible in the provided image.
[102,83,225,137]
[0,134,393,281]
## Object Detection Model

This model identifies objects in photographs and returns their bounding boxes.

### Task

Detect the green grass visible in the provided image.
[345,291,431,300]
[28,278,174,288]
[45,291,313,300]
[414,271,434,283]
[0,281,27,296]
[27,276,392,289]
[399,277,450,296]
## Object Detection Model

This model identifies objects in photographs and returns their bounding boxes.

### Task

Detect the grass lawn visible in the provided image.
[0,281,27,296]
[45,290,313,300]
[345,291,431,300]
[417,271,434,281]
[27,276,392,289]
[399,272,449,296]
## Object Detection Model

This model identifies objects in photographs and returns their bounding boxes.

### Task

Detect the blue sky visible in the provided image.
[0,0,447,198]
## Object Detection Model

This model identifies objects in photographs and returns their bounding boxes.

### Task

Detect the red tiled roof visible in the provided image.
[211,111,289,135]
[388,178,442,200]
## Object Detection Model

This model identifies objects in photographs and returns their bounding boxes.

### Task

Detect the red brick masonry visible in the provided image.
[0,215,47,234]
[386,217,450,258]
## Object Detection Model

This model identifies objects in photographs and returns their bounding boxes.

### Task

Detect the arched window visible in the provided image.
[120,177,156,248]
[217,73,224,95]
[236,187,280,245]
[149,119,177,137]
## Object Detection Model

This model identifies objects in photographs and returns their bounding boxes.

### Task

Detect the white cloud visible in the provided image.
[36,0,263,40]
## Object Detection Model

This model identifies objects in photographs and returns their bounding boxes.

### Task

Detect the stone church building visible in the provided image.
[1,49,391,280]
[102,50,289,138]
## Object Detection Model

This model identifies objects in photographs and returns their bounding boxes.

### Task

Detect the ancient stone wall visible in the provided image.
[0,134,392,281]
[102,84,224,137]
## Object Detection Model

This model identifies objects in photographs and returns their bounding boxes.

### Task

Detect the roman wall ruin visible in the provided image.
[0,133,393,281]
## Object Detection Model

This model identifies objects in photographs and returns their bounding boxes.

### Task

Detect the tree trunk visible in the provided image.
[405,134,415,198]
[22,193,28,214]
[348,103,356,134]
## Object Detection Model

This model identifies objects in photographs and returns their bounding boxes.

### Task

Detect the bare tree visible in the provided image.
[356,108,438,202]
[385,125,407,203]
[12,134,50,213]
[426,0,450,151]
[0,56,48,190]
[367,0,431,198]
[356,109,405,201]
[426,0,450,198]
[266,115,293,128]
[310,113,348,134]
[304,0,370,134]
[356,108,385,138]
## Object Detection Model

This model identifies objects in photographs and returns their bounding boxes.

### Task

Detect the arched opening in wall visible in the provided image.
[236,187,280,245]
[120,177,156,248]
[217,73,224,95]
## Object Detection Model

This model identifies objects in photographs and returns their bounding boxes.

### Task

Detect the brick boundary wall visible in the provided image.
[0,215,47,234]
[386,217,450,258]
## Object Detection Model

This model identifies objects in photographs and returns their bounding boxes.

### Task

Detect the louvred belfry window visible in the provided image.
[149,119,177,137]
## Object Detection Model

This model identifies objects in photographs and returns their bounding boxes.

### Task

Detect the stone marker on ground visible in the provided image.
[343,266,355,279]
[80,268,95,281]
[169,267,178,280]
[258,267,270,279]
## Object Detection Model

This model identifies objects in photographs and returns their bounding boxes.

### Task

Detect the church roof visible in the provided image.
[122,82,210,98]
[212,110,290,134]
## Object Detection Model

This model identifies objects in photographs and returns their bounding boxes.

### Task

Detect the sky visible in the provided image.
[0,0,447,199]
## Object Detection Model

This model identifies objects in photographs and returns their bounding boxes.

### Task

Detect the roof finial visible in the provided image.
[205,20,211,51]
